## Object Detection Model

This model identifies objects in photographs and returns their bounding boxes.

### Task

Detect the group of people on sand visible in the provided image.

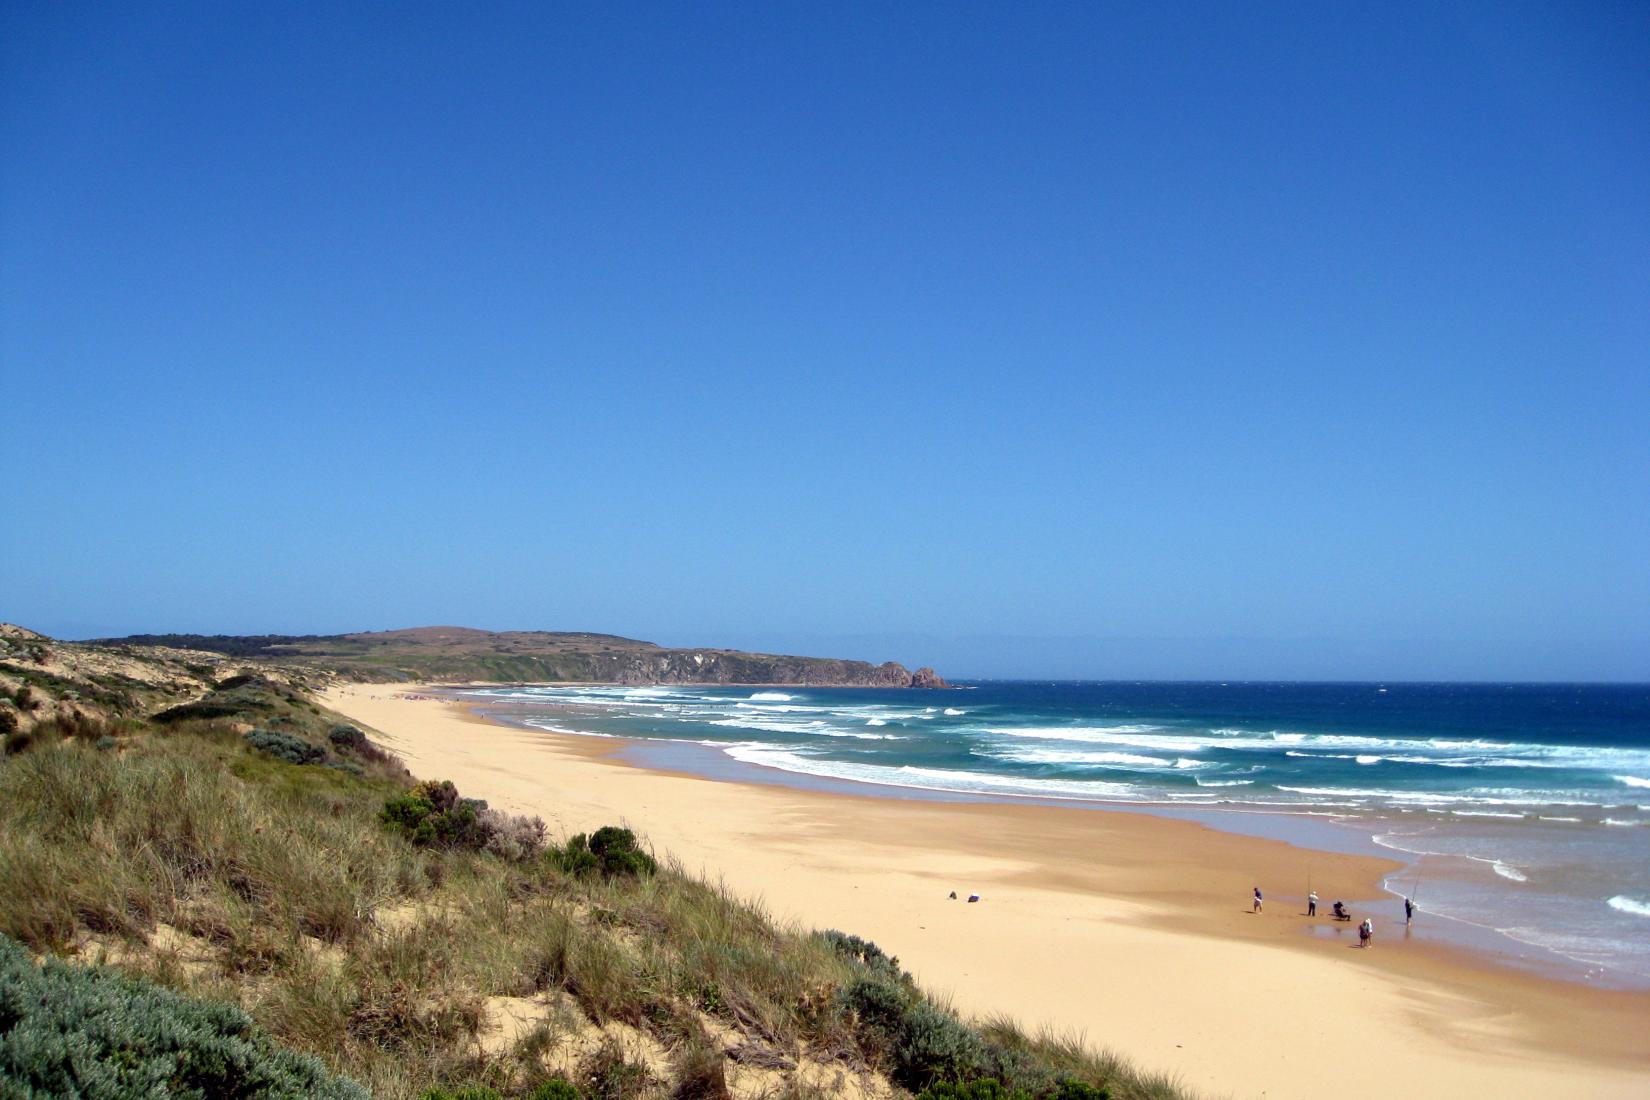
[1256,886,1415,949]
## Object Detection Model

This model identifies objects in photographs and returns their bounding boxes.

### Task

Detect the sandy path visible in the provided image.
[324,684,1650,1100]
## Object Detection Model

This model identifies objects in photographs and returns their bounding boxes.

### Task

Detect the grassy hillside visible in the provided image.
[0,639,1186,1100]
[86,626,948,689]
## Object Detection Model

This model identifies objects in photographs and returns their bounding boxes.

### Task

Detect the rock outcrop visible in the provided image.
[90,627,951,689]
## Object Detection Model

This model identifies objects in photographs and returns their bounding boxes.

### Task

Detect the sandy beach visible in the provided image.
[324,683,1650,1100]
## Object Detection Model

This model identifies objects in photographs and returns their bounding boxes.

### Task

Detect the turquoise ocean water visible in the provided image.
[459,680,1650,988]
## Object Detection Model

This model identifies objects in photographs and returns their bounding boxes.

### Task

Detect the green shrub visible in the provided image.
[840,972,910,1037]
[328,724,366,748]
[526,1080,583,1100]
[554,826,656,879]
[380,779,489,849]
[894,1002,986,1092]
[820,929,906,980]
[550,836,600,877]
[328,723,397,768]
[95,734,118,751]
[1049,1080,1110,1100]
[417,1087,504,1100]
[0,933,367,1098]
[917,1081,1033,1100]
[244,728,325,765]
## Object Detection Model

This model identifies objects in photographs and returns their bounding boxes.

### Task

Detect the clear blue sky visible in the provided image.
[2,3,1646,679]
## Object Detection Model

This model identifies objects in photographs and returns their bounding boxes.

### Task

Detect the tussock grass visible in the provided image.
[0,724,410,954]
[0,683,1195,1100]
[975,1017,1189,1100]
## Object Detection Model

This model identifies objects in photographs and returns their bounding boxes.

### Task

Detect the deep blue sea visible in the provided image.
[460,680,1650,987]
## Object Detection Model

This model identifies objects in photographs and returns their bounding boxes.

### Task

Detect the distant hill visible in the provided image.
[86,626,948,688]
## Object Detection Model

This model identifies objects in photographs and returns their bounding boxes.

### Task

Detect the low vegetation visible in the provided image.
[0,935,367,1099]
[0,649,1186,1099]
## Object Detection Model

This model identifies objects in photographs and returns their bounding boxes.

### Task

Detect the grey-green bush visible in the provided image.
[894,1002,987,1091]
[0,933,367,1099]
[244,728,325,765]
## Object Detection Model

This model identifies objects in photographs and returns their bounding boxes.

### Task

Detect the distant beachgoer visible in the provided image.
[1404,896,1414,923]
[1332,900,1348,921]
[1253,887,1263,913]
[1360,918,1373,947]
[1308,891,1318,916]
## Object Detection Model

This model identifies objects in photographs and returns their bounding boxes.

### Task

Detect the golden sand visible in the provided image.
[324,683,1650,1100]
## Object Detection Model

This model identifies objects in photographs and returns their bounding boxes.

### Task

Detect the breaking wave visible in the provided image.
[1608,896,1650,918]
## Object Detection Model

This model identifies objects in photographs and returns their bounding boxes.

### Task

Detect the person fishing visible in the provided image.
[1404,896,1415,923]
[1308,890,1318,916]
[1359,917,1373,947]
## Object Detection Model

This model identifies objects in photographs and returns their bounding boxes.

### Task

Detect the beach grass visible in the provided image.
[0,676,1190,1099]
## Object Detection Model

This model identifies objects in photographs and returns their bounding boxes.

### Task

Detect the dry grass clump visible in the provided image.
[0,685,1192,1100]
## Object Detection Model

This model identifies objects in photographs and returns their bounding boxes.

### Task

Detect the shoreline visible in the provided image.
[324,682,1650,1100]
[593,729,1634,992]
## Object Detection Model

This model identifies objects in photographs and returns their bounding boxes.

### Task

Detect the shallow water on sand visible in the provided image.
[462,680,1650,988]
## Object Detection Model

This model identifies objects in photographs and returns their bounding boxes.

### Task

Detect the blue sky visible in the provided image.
[2,3,1646,679]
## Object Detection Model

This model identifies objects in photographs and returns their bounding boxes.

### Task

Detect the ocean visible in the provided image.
[458,680,1650,988]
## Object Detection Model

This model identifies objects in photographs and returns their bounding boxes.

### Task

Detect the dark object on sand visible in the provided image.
[1332,900,1351,921]
[948,891,958,899]
[967,893,980,903]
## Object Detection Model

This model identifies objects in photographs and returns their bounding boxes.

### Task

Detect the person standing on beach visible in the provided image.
[1404,896,1414,923]
[1253,887,1263,913]
[1360,918,1373,947]
[1308,890,1318,916]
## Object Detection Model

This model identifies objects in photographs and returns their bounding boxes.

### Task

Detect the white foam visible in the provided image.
[524,721,619,738]
[748,692,794,702]
[1356,755,1382,765]
[1614,775,1650,789]
[944,708,965,716]
[1275,785,1593,807]
[985,726,1210,752]
[1194,778,1255,787]
[1491,861,1529,882]
[707,717,895,740]
[988,723,1165,736]
[708,716,823,734]
[983,747,1174,769]
[1603,818,1643,827]
[1607,896,1650,918]
[721,744,1147,802]
[866,718,887,726]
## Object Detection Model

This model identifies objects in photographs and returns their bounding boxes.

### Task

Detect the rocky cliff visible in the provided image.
[89,627,949,688]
